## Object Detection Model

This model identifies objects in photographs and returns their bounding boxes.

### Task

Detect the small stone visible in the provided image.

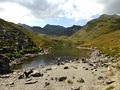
[9,81,14,85]
[58,76,67,82]
[26,78,32,81]
[44,82,50,87]
[85,68,89,70]
[0,75,10,78]
[106,80,115,85]
[77,78,85,83]
[72,76,75,79]
[46,68,52,71]
[72,66,78,69]
[98,76,104,80]
[74,86,81,90]
[67,80,73,84]
[50,77,54,80]
[25,80,38,84]
[18,74,24,79]
[64,66,69,69]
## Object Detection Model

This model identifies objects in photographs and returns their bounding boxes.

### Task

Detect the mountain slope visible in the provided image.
[71,14,120,57]
[0,19,41,59]
[71,14,120,40]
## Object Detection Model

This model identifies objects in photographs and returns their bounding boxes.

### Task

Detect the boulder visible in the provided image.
[30,70,43,77]
[0,55,10,74]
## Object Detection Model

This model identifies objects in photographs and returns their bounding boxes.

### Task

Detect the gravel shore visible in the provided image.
[0,49,119,90]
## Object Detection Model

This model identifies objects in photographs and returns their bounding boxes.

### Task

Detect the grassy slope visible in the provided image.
[0,19,75,49]
[71,14,120,57]
[86,30,120,57]
[71,14,120,41]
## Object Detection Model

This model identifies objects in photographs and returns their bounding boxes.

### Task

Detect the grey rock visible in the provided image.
[30,70,43,77]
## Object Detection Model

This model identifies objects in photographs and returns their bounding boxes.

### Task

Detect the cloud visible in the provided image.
[59,0,103,21]
[0,0,104,23]
[103,0,120,14]
[0,2,35,24]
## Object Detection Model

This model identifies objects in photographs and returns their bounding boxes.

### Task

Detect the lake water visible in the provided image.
[15,47,90,69]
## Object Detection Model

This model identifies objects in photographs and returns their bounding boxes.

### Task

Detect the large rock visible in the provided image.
[30,70,43,77]
[0,55,10,74]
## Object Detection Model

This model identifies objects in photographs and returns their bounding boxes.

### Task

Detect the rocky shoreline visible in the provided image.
[10,48,49,66]
[0,49,119,90]
[0,48,49,74]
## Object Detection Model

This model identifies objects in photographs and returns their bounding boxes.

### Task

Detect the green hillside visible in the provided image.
[71,14,120,57]
[71,14,120,41]
[0,19,74,59]
[0,19,73,73]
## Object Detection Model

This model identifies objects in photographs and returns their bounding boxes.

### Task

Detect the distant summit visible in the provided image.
[19,24,82,36]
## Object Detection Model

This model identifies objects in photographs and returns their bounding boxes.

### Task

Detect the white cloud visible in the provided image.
[0,2,36,24]
[59,0,104,21]
[0,0,105,24]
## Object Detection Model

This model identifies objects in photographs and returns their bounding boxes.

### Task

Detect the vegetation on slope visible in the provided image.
[0,18,77,60]
[71,14,120,41]
[71,14,120,57]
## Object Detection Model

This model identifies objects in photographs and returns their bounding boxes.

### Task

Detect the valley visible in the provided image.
[0,14,120,90]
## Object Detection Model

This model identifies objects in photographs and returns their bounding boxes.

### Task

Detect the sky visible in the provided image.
[0,0,120,27]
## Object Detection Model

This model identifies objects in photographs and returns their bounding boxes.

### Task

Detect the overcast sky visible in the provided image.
[0,0,119,27]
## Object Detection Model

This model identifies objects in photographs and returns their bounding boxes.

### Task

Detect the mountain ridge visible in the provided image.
[19,24,82,36]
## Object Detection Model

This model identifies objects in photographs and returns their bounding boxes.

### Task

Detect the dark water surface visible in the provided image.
[15,48,90,69]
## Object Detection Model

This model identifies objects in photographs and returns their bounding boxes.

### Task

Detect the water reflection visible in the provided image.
[15,48,90,69]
